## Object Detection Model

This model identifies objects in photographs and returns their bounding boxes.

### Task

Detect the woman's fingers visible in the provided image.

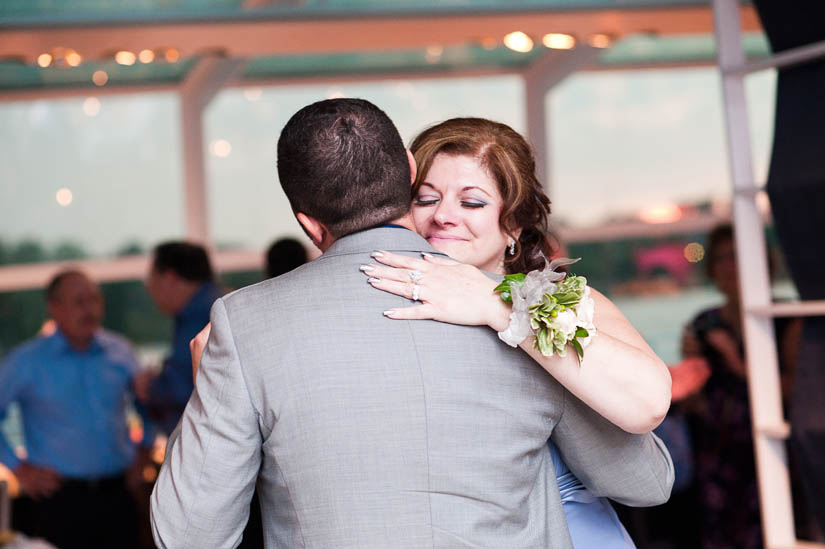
[368,276,422,301]
[360,263,416,284]
[372,250,429,271]
[421,253,459,266]
[383,304,436,320]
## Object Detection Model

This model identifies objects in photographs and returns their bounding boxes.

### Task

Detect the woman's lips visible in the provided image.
[427,234,468,242]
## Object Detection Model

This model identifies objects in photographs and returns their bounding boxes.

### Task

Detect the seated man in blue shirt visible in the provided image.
[136,242,220,435]
[0,269,143,549]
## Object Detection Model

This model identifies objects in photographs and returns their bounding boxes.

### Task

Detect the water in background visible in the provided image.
[612,286,724,365]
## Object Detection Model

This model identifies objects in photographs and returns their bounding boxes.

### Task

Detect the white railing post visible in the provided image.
[711,1,796,547]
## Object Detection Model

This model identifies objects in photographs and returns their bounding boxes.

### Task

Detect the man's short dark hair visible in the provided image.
[266,238,308,279]
[277,98,411,237]
[46,269,87,302]
[152,242,214,283]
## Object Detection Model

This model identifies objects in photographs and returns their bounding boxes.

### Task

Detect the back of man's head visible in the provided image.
[277,98,411,238]
[152,241,214,283]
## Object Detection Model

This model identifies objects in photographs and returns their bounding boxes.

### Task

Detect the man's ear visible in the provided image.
[296,212,332,252]
[406,149,417,185]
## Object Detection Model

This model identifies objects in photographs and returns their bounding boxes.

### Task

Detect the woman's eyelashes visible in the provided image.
[414,196,488,209]
[414,196,439,206]
[461,200,487,209]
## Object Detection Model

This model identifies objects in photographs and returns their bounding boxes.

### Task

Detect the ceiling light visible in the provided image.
[115,51,136,66]
[503,31,534,53]
[65,50,82,67]
[542,33,576,50]
[92,70,108,86]
[588,34,612,49]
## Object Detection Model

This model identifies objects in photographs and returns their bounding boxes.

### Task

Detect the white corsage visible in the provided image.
[495,258,597,360]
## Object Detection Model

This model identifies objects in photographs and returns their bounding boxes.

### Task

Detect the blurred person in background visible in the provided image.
[673,223,800,549]
[265,237,308,279]
[0,269,144,549]
[136,242,220,435]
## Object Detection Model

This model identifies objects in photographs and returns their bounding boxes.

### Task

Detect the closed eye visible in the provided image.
[414,198,439,206]
[461,201,486,209]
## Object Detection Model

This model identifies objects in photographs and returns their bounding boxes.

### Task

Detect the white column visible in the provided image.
[711,1,796,547]
[179,56,248,247]
[523,46,602,195]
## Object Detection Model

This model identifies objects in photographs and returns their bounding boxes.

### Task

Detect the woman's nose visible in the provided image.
[433,201,457,226]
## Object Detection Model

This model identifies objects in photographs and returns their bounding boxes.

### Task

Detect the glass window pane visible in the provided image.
[0,93,184,265]
[549,67,777,227]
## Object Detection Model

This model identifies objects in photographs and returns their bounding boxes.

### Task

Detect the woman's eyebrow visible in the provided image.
[462,185,492,198]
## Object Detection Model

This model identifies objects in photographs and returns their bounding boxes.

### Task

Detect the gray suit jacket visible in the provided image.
[151,227,673,548]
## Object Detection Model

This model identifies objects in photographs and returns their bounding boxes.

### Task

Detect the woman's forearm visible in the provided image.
[520,331,671,434]
[486,288,671,434]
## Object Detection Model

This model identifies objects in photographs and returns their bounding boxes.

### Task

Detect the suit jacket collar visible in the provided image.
[320,226,449,259]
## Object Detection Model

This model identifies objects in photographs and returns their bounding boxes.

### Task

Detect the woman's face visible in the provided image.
[709,237,739,300]
[412,153,512,274]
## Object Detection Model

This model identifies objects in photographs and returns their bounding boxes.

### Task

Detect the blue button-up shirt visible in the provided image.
[148,281,220,434]
[0,330,141,478]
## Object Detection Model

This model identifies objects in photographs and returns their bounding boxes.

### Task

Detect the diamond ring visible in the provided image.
[408,270,423,283]
[412,284,420,301]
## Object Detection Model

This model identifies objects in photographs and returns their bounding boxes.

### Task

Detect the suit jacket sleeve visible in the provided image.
[151,298,262,548]
[551,386,674,507]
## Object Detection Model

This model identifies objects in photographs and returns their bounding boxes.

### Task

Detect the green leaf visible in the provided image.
[504,273,527,285]
[494,273,526,304]
[575,327,589,338]
[571,339,584,360]
[537,328,554,357]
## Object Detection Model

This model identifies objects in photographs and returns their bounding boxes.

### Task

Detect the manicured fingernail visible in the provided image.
[367,277,380,283]
[371,251,384,258]
[359,265,374,272]
[383,310,396,316]
[421,252,433,259]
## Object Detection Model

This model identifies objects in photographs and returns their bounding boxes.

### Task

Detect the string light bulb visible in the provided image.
[503,31,534,53]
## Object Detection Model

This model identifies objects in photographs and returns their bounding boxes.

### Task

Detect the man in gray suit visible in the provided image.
[151,98,673,548]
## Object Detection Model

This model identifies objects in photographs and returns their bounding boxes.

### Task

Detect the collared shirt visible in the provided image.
[0,330,141,478]
[148,281,220,434]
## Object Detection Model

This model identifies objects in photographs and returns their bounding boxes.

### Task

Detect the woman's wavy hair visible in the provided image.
[409,117,553,274]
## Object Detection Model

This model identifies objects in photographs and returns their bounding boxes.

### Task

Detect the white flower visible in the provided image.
[550,309,578,339]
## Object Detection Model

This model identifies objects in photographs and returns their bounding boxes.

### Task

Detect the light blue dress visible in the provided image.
[549,440,636,548]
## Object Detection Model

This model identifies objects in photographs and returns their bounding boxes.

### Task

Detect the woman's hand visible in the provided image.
[361,250,511,331]
[669,357,711,401]
[190,323,211,383]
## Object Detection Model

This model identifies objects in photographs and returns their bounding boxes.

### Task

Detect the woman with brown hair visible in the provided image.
[363,117,672,547]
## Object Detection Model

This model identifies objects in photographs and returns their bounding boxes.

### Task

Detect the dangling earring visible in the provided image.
[508,238,516,256]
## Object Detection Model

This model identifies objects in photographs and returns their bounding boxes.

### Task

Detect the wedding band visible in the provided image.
[412,284,420,301]
[408,270,423,283]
